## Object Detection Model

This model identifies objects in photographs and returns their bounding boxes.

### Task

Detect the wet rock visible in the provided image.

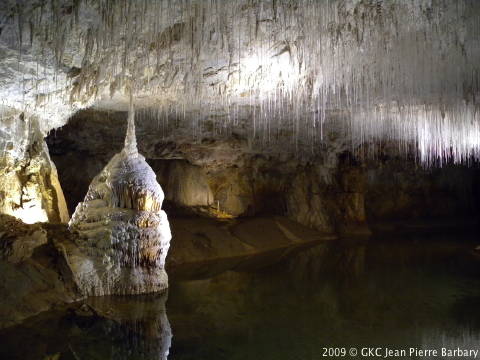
[286,165,335,233]
[0,211,336,329]
[334,161,370,236]
[0,215,77,329]
[167,215,337,279]
[48,114,373,234]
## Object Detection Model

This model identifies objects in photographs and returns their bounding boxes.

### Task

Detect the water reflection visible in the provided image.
[86,293,172,360]
[167,236,480,360]
[421,330,480,359]
[2,235,480,360]
[0,292,171,360]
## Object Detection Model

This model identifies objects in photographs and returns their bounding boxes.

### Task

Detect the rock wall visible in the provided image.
[47,110,370,234]
[0,215,78,329]
[47,110,127,214]
[365,157,480,222]
[0,110,69,224]
[287,158,369,236]
[154,155,294,218]
[46,110,480,237]
[154,159,214,213]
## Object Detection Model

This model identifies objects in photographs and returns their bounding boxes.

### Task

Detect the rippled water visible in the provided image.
[2,233,480,360]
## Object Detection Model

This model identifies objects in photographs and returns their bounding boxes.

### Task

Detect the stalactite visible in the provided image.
[2,0,480,164]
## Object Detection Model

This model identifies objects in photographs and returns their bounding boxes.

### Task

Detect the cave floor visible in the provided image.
[2,231,480,360]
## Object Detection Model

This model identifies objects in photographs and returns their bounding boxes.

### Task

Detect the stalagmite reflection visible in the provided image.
[86,292,172,360]
[2,237,480,359]
[0,292,172,360]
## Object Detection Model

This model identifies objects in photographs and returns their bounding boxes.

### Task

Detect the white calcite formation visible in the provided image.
[67,99,171,296]
[1,1,480,164]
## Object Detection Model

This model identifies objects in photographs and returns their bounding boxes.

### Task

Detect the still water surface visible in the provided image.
[2,233,480,360]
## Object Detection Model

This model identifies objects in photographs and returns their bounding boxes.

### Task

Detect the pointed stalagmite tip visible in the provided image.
[124,93,138,155]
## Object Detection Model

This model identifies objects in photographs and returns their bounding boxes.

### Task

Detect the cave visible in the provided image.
[1,1,480,359]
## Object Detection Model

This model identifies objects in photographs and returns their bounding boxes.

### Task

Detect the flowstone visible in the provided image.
[67,99,171,296]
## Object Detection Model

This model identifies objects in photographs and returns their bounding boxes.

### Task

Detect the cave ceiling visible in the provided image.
[1,0,480,162]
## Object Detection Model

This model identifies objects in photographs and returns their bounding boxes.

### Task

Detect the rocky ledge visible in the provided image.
[0,213,336,330]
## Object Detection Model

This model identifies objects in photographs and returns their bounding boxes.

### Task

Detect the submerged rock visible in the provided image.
[67,100,171,296]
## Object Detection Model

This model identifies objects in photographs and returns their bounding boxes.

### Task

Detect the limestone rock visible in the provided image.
[48,116,374,234]
[365,158,478,222]
[155,160,214,210]
[0,215,77,329]
[67,105,171,296]
[2,1,480,164]
[167,215,337,279]
[286,162,370,236]
[0,214,47,263]
[286,165,336,233]
[0,112,69,224]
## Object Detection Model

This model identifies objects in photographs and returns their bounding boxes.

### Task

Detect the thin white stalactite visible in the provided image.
[1,0,480,164]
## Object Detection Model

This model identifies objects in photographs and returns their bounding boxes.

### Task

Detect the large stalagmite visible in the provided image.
[67,98,171,296]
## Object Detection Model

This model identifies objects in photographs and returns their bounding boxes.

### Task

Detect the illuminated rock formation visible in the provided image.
[67,99,171,296]
[2,1,480,164]
[0,109,69,224]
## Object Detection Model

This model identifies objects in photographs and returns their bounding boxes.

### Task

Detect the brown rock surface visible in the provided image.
[0,215,78,329]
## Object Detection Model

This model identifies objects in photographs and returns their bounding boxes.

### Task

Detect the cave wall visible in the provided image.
[46,110,480,237]
[47,110,370,234]
[365,158,480,222]
[0,214,78,329]
[0,111,69,224]
[1,0,479,229]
